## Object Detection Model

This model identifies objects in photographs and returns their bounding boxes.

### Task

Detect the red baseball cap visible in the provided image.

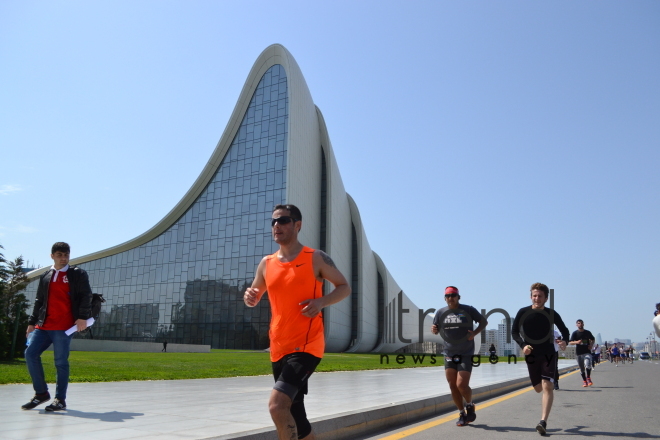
[444,286,459,295]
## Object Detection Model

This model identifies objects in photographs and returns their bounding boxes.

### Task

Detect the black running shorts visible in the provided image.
[444,351,475,373]
[525,351,557,387]
[272,352,322,401]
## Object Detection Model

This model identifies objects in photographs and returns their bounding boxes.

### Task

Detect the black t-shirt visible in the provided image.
[512,306,570,356]
[570,329,595,356]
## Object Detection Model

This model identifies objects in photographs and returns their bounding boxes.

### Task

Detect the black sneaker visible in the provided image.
[536,420,547,436]
[45,398,66,412]
[21,393,50,410]
[456,411,468,427]
[466,403,476,423]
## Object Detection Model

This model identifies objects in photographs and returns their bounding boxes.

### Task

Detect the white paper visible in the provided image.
[65,317,95,336]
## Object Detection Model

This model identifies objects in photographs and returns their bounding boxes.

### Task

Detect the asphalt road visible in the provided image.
[358,359,660,439]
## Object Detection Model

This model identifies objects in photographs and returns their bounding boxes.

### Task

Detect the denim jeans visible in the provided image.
[25,329,73,400]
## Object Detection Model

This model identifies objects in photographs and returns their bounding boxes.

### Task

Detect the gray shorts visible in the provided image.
[444,351,475,373]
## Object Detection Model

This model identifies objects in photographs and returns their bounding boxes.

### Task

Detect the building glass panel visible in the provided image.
[23,65,288,349]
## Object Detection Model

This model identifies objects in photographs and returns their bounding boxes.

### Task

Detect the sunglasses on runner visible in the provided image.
[271,216,299,227]
[444,293,458,299]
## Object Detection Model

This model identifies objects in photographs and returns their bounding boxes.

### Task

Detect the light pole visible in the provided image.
[650,333,657,359]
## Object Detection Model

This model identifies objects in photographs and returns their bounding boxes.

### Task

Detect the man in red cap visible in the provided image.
[431,286,488,426]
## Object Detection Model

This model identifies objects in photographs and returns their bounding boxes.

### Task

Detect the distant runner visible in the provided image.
[592,344,601,367]
[569,319,595,387]
[552,329,562,390]
[610,344,620,366]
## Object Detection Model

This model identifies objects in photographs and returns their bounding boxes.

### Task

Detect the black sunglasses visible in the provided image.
[271,216,299,227]
[444,293,458,299]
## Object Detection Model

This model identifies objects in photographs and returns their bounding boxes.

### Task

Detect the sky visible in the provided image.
[1,1,659,346]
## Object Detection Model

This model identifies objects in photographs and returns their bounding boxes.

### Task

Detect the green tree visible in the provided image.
[0,245,30,360]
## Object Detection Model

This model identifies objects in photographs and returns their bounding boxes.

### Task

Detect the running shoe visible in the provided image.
[536,420,547,435]
[582,380,588,387]
[45,398,66,412]
[456,411,468,427]
[587,378,593,386]
[21,393,50,410]
[466,403,476,422]
[554,383,559,390]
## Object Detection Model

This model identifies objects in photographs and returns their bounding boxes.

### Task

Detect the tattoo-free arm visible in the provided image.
[473,317,488,335]
[244,257,267,307]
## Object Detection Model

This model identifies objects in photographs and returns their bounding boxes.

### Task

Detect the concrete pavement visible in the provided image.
[358,358,660,439]
[1,357,577,440]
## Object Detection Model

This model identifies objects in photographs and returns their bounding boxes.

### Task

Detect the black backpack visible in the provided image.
[91,293,105,320]
[88,293,105,339]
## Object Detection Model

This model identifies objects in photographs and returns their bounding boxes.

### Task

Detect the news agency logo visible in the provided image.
[379,352,558,367]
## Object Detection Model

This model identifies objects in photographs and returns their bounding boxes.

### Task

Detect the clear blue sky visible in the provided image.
[1,1,658,345]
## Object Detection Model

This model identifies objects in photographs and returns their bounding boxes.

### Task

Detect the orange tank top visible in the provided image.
[265,246,325,362]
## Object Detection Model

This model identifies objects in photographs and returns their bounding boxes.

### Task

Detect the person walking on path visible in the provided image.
[512,282,569,436]
[244,204,350,440]
[162,341,168,352]
[431,286,488,427]
[569,319,595,387]
[22,242,92,412]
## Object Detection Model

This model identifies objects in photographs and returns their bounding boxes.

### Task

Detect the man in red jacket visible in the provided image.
[22,242,92,411]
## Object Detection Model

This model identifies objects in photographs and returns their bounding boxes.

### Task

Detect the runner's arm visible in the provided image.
[473,317,488,336]
[244,257,267,307]
[511,308,526,349]
[300,251,350,317]
[468,307,488,338]
[554,311,570,350]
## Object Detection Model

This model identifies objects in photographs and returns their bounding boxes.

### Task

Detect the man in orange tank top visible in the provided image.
[244,204,350,440]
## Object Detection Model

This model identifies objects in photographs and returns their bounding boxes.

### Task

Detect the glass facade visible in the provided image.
[24,65,288,349]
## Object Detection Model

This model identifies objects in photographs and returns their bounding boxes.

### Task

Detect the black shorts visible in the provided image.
[525,351,557,387]
[272,352,322,401]
[444,351,475,373]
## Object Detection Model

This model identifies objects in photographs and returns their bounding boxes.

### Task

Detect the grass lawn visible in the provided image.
[0,351,521,385]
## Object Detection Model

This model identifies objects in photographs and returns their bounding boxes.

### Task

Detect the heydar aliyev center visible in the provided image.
[24,44,443,353]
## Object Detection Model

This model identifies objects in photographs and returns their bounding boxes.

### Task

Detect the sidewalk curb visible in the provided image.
[206,365,578,440]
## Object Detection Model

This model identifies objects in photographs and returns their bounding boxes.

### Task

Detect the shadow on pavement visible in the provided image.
[556,389,602,392]
[594,386,634,389]
[563,426,660,438]
[42,410,144,422]
[473,424,660,438]
[470,424,560,434]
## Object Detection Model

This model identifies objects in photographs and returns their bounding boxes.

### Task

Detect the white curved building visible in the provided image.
[24,44,442,352]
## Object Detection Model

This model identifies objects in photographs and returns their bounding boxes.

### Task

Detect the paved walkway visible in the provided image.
[359,359,660,440]
[1,358,575,440]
